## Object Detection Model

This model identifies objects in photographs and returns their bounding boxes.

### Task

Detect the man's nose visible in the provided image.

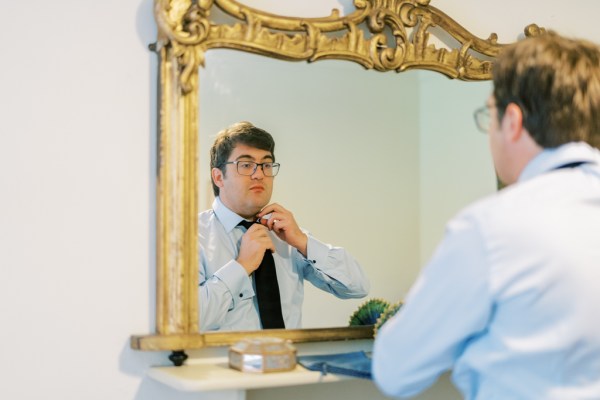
[251,164,265,178]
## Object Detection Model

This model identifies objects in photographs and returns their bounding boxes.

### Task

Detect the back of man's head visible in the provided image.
[209,121,276,196]
[493,31,600,149]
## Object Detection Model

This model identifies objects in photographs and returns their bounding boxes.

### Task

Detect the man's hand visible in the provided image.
[257,203,308,257]
[237,224,275,275]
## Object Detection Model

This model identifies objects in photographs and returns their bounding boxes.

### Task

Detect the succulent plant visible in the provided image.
[374,301,404,336]
[348,298,390,326]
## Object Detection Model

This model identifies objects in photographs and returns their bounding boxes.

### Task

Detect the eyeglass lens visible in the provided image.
[236,161,279,176]
[474,106,490,133]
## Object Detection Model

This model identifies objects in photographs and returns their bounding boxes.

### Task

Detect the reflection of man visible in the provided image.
[373,32,600,399]
[199,121,369,331]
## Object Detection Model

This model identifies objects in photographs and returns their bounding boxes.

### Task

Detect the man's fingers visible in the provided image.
[271,218,286,233]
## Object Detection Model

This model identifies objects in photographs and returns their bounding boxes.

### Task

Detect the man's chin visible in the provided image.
[243,202,269,218]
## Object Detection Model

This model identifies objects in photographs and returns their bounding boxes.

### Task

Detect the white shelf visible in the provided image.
[147,340,374,393]
[148,357,354,392]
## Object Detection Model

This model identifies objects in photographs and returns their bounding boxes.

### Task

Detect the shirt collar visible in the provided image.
[518,141,600,183]
[213,197,249,233]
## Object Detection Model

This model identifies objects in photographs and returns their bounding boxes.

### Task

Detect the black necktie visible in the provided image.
[553,161,589,170]
[238,220,285,329]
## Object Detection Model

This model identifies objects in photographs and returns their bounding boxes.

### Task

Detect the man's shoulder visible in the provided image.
[451,176,560,233]
[199,208,215,216]
[198,208,217,224]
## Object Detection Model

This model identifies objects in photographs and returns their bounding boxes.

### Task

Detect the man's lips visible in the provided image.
[249,185,264,192]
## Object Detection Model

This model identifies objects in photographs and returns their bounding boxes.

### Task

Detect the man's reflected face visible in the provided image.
[215,144,274,219]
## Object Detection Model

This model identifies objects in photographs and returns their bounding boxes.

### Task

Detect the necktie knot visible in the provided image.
[238,220,254,230]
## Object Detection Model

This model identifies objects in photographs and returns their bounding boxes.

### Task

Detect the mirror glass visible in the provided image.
[198,49,497,330]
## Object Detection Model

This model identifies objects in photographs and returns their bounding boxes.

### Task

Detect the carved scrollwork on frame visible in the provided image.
[155,0,543,93]
[130,0,542,354]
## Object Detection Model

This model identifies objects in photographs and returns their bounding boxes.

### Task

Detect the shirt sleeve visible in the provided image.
[301,233,370,298]
[372,212,493,398]
[198,249,255,331]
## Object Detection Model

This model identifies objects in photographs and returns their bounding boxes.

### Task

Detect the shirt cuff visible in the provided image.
[304,235,330,265]
[214,260,255,308]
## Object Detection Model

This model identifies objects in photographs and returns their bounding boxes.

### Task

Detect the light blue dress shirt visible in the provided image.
[198,197,369,331]
[373,142,600,399]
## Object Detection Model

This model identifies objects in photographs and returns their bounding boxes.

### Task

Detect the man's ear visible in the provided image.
[502,102,525,143]
[211,167,225,189]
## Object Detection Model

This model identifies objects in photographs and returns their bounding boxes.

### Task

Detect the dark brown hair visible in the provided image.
[493,31,600,149]
[209,121,275,196]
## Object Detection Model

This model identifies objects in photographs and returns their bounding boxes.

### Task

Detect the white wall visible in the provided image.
[0,1,170,399]
[2,1,600,399]
[419,74,495,261]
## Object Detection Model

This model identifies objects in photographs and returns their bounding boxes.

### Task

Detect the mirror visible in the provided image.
[130,0,541,355]
[198,50,496,329]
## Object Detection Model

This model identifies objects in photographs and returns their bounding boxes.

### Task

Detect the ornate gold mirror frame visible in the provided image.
[130,0,541,362]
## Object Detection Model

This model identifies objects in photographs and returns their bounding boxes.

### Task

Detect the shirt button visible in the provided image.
[239,293,243,298]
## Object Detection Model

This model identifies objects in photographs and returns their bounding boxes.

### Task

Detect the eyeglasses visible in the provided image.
[473,105,491,134]
[220,161,281,177]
